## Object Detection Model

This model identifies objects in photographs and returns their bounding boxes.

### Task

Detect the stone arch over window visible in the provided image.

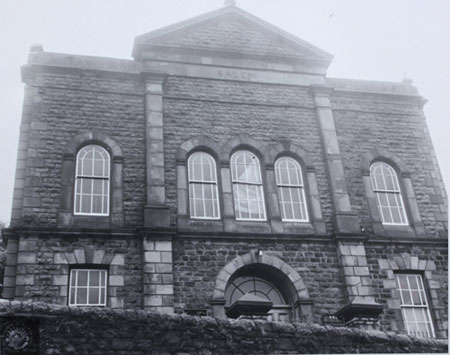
[266,142,326,234]
[58,130,124,228]
[361,148,424,237]
[211,251,313,322]
[176,135,222,227]
[219,133,268,166]
[378,253,442,337]
[54,247,125,308]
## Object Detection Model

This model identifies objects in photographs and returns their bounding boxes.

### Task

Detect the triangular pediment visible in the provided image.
[133,5,332,65]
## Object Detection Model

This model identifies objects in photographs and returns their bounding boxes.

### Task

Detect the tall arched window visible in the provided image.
[74,145,110,215]
[188,152,220,219]
[231,150,266,220]
[275,157,308,222]
[370,161,408,225]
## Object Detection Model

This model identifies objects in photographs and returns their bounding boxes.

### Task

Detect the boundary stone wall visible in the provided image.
[0,301,447,354]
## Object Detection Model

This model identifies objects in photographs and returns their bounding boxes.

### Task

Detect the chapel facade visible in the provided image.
[2,3,448,338]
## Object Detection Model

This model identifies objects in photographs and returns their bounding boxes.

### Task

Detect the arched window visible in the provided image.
[370,161,408,225]
[74,145,110,215]
[275,157,308,222]
[230,150,266,220]
[187,152,220,219]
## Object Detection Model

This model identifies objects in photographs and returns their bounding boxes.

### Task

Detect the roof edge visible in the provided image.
[132,5,333,62]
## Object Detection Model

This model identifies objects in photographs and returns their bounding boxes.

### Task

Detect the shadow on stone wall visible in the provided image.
[0,300,447,354]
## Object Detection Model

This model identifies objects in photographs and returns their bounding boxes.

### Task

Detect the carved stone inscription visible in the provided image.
[217,69,256,81]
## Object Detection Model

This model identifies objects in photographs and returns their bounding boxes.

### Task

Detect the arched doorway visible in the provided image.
[211,252,313,323]
[225,264,293,322]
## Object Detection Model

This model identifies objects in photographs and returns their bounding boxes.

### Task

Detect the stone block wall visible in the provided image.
[8,234,143,309]
[0,301,447,354]
[365,243,448,338]
[13,69,146,228]
[163,76,333,230]
[172,236,345,322]
[331,89,447,237]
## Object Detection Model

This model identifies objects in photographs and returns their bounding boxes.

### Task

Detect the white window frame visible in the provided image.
[187,152,220,219]
[74,145,110,216]
[370,162,408,225]
[231,150,266,221]
[275,157,309,222]
[395,273,435,338]
[69,268,108,307]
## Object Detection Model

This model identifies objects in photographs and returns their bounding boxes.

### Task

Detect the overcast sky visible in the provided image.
[0,0,448,223]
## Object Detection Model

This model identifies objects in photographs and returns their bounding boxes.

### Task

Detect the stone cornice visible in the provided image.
[3,226,446,247]
[367,235,448,246]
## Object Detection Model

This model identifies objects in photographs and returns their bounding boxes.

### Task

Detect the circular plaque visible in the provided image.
[4,323,32,352]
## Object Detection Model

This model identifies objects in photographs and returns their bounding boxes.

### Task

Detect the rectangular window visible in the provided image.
[395,274,435,338]
[69,269,107,306]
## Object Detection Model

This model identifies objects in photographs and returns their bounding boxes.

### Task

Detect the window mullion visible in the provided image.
[245,182,251,219]
[201,182,207,218]
[75,270,78,305]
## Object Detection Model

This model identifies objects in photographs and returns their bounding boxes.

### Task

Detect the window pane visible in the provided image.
[100,270,106,286]
[204,200,214,217]
[403,308,415,323]
[92,196,103,214]
[204,184,213,199]
[390,207,402,224]
[90,271,100,286]
[89,287,100,304]
[380,207,392,224]
[249,200,259,219]
[194,199,204,217]
[78,270,88,286]
[408,275,418,290]
[83,158,94,176]
[75,194,81,214]
[283,202,293,220]
[70,287,76,304]
[100,289,106,305]
[397,275,408,289]
[402,290,412,305]
[415,308,426,322]
[82,179,92,194]
[411,290,421,305]
[94,158,104,176]
[77,288,87,304]
[278,165,289,185]
[93,179,103,195]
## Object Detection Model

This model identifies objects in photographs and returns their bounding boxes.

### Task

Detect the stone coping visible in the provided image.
[0,300,447,353]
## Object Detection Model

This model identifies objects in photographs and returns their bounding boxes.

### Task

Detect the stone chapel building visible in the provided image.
[2,2,447,339]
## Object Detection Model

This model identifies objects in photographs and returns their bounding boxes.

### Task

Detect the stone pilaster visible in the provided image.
[309,85,359,234]
[310,85,382,329]
[1,234,19,299]
[142,237,174,314]
[143,73,170,228]
[335,240,383,329]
